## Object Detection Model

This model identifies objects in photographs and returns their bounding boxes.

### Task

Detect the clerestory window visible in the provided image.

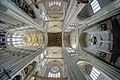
[91,0,101,13]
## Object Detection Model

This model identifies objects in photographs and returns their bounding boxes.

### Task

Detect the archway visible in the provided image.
[77,60,112,80]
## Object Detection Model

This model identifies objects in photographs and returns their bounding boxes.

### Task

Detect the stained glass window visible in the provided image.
[90,67,100,80]
[12,34,24,47]
[91,0,101,13]
[48,66,60,78]
[48,72,60,78]
[48,2,61,7]
[50,66,59,73]
[0,38,3,41]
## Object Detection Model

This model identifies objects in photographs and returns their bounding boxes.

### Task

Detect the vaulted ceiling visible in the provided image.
[47,32,62,47]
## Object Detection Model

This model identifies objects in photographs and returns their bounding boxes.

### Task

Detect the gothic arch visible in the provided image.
[77,60,112,80]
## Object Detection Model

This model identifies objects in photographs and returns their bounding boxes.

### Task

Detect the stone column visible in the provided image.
[0,48,45,80]
[62,47,86,80]
[25,0,41,19]
[76,50,120,80]
[0,0,45,32]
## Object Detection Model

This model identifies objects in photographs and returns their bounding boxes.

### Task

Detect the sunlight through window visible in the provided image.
[91,0,101,13]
